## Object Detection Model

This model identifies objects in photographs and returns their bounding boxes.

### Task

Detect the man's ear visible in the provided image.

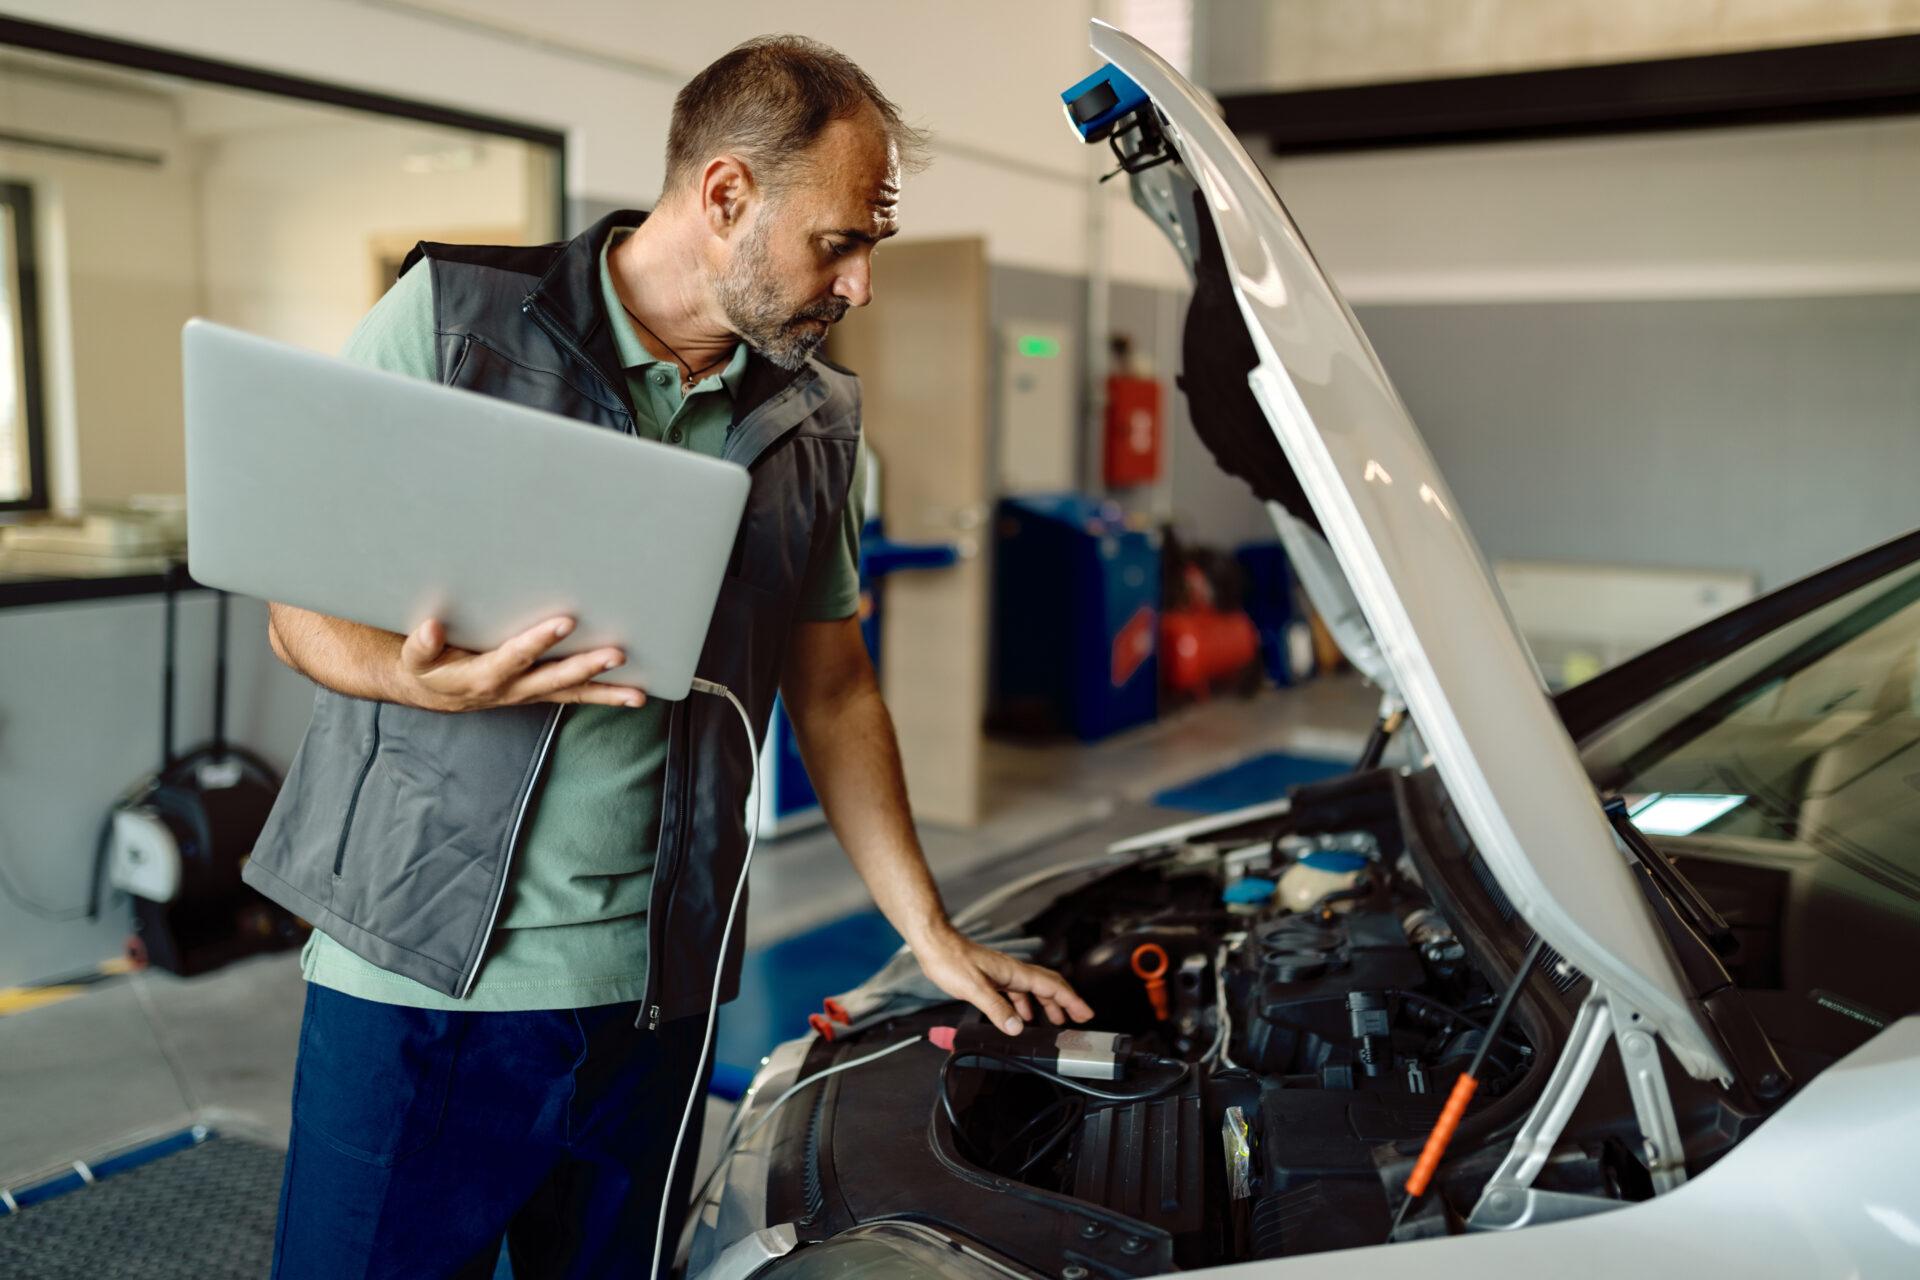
[698,155,756,238]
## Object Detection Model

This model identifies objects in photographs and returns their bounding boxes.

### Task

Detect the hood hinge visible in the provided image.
[1466,985,1688,1231]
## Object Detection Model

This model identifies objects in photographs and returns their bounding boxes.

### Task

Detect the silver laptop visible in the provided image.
[182,319,750,702]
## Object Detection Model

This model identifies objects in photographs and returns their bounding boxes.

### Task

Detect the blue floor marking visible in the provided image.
[1152,750,1350,813]
[2,1126,210,1213]
[713,909,902,1095]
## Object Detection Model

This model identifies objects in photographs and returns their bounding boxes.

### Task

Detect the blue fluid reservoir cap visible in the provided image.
[1223,876,1277,905]
[1300,850,1369,873]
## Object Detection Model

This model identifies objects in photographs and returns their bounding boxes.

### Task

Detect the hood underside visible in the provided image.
[1084,19,1727,1081]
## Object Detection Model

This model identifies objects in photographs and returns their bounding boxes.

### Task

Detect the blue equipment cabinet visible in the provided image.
[990,494,1160,742]
[1234,541,1301,687]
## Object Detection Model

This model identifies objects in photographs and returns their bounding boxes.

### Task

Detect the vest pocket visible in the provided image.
[331,704,381,878]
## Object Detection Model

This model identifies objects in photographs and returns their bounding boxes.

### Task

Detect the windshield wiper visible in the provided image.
[1602,795,1790,1102]
[1603,796,1738,955]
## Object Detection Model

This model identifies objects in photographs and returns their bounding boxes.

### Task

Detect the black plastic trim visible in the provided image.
[0,564,208,610]
[1223,34,1920,156]
[0,181,47,513]
[1554,529,1920,744]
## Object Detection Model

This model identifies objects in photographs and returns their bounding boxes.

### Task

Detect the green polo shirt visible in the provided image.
[302,228,864,1010]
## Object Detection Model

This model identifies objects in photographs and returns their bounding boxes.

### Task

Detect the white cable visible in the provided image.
[1204,937,1243,1070]
[651,677,759,1280]
[682,1035,923,1246]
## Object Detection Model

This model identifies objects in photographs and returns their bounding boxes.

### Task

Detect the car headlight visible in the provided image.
[752,1221,1033,1280]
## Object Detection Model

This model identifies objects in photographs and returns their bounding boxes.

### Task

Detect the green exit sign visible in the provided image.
[1016,335,1061,359]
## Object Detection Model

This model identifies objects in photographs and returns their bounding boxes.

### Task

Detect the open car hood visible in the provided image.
[1079,20,1727,1080]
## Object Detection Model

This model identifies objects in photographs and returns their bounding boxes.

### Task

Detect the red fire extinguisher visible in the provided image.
[1103,335,1162,488]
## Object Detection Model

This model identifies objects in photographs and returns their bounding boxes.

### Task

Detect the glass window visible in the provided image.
[0,41,561,522]
[1584,559,1920,905]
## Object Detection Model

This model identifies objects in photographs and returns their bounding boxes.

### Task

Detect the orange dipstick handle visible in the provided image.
[1130,942,1171,1022]
[1405,1072,1479,1197]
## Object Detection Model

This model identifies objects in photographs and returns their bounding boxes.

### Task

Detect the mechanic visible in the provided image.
[246,35,1093,1280]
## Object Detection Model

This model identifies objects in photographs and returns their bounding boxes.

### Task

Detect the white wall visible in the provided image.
[1249,115,1920,591]
[4,0,1188,290]
[1265,115,1920,305]
[196,115,543,356]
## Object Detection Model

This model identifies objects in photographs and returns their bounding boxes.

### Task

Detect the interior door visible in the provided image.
[828,238,989,827]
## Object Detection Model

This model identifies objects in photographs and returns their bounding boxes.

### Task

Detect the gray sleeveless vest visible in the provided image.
[241,210,862,1022]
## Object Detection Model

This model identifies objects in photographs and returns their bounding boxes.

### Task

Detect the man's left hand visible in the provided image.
[911,925,1095,1036]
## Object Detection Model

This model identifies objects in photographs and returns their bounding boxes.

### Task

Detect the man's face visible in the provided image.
[714,111,900,370]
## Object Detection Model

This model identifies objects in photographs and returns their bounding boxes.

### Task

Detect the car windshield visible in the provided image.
[1582,558,1920,908]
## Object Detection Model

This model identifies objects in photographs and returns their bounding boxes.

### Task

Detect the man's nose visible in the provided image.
[832,259,873,309]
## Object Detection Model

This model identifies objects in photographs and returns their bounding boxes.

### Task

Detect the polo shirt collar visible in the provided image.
[601,227,750,399]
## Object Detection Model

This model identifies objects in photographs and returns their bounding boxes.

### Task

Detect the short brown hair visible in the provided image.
[663,35,929,197]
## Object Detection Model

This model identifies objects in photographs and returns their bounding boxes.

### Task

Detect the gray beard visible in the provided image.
[714,218,849,370]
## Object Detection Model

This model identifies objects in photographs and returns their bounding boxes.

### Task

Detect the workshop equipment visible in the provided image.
[1234,541,1307,686]
[1161,559,1261,700]
[95,566,296,974]
[989,494,1160,741]
[928,1024,1139,1081]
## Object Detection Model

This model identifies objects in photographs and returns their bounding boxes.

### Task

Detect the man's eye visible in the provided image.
[826,240,854,258]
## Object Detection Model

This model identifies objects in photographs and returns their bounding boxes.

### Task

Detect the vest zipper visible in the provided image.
[331,705,381,877]
[635,378,822,1026]
[521,300,636,434]
[458,703,566,999]
[522,294,821,1023]
[638,696,690,1029]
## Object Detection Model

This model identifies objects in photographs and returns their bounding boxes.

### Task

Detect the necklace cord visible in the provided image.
[619,301,730,388]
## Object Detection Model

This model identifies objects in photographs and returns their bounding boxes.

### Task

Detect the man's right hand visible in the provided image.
[397,614,647,713]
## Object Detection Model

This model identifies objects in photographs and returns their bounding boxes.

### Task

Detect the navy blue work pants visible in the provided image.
[271,983,711,1280]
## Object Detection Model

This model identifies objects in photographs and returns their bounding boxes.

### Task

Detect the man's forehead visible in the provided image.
[801,114,902,225]
[814,160,901,238]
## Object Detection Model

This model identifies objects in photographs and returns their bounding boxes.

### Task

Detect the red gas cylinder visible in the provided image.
[1163,606,1260,697]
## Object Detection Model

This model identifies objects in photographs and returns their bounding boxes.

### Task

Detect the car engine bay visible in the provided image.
[732,768,1815,1277]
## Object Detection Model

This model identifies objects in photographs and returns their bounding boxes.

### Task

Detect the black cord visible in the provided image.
[1389,990,1532,1053]
[952,1050,1192,1103]
[0,837,97,921]
[989,1094,1074,1166]
[940,1049,1192,1177]
[1013,1098,1085,1176]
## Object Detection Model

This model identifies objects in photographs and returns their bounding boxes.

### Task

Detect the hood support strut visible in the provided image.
[1466,985,1688,1231]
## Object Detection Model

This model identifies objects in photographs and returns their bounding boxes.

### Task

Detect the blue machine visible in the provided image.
[755,455,958,837]
[1234,541,1301,687]
[989,494,1161,742]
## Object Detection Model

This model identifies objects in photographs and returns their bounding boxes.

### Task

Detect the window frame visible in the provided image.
[0,180,46,514]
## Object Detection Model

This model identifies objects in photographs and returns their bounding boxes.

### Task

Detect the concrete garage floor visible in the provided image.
[0,674,1375,1206]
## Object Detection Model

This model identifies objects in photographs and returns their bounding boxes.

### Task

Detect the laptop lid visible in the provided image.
[182,319,750,702]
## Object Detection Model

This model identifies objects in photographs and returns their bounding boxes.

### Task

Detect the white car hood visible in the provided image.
[1090,20,1727,1080]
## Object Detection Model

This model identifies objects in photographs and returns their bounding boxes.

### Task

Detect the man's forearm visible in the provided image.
[267,602,409,704]
[788,677,951,947]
